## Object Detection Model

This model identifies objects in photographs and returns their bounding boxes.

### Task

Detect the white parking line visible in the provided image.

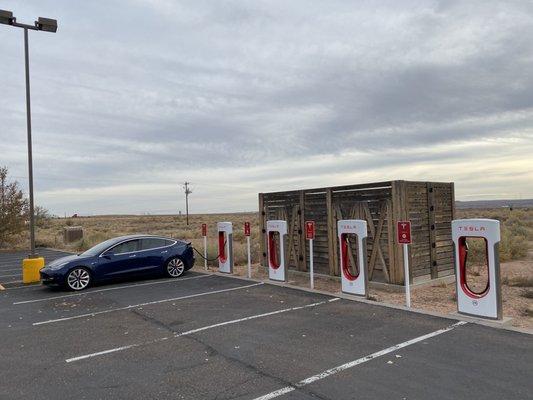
[0,268,22,273]
[252,321,468,400]
[65,298,339,363]
[35,282,264,326]
[0,274,21,278]
[14,274,211,305]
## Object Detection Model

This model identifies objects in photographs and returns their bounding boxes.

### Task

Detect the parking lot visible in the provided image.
[0,248,69,287]
[0,250,531,399]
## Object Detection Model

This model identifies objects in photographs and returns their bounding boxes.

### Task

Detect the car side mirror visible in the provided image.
[102,252,114,259]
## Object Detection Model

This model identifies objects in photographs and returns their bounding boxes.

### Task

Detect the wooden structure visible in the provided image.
[258,180,455,285]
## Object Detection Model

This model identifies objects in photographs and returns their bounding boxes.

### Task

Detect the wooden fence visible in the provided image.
[258,180,455,285]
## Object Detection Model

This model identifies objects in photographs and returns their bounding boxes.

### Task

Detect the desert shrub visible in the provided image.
[506,215,529,238]
[233,241,249,265]
[507,275,533,288]
[0,167,28,248]
[35,232,61,248]
[499,230,528,261]
[34,205,53,228]
[500,212,529,261]
[463,237,488,264]
[74,232,110,252]
[464,210,530,263]
[74,238,88,252]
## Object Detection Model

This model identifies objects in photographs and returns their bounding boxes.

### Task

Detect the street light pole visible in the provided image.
[0,10,57,259]
[24,27,36,257]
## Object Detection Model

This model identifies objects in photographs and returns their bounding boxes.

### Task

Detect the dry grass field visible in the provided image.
[27,207,533,329]
[36,213,262,267]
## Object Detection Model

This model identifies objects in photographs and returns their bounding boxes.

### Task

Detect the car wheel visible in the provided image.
[166,257,185,278]
[66,267,91,291]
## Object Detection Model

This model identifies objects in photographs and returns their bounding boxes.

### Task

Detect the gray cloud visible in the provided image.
[0,0,532,214]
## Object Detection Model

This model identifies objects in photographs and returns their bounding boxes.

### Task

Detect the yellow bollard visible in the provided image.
[22,257,45,284]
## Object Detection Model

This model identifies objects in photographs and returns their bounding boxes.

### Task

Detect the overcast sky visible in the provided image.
[1,0,532,215]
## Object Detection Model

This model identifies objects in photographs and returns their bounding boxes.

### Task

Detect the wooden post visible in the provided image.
[258,193,266,268]
[299,190,307,271]
[326,188,338,276]
[450,182,456,220]
[391,181,408,285]
[386,199,395,283]
[427,182,438,279]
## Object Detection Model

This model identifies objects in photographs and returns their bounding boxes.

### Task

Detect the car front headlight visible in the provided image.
[49,262,69,270]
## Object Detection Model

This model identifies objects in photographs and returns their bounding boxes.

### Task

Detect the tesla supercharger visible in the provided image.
[337,219,369,297]
[217,222,233,274]
[452,219,502,320]
[267,220,288,282]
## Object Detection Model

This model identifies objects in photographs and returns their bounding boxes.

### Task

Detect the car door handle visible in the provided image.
[129,254,137,258]
[161,250,168,254]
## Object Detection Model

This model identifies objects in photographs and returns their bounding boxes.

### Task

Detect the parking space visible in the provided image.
[0,271,531,399]
[0,248,72,285]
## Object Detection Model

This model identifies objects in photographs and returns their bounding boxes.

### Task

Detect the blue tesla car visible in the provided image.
[40,235,195,291]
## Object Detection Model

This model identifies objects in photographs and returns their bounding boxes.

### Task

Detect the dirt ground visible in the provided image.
[196,247,533,330]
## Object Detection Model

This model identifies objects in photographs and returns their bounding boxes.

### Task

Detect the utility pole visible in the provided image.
[183,182,192,225]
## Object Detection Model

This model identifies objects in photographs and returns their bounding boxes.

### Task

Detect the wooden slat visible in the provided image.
[286,205,298,267]
[326,188,338,275]
[299,190,307,271]
[427,183,438,279]
[258,193,266,267]
[391,181,407,284]
[365,201,389,281]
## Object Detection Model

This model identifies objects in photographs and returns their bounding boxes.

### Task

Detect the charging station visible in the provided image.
[217,222,233,274]
[266,220,288,282]
[337,219,368,297]
[452,218,502,320]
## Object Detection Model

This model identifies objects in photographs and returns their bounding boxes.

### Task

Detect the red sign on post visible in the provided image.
[305,221,315,240]
[244,222,251,236]
[201,223,207,237]
[397,221,412,244]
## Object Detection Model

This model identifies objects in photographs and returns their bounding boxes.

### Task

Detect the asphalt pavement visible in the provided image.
[0,265,530,399]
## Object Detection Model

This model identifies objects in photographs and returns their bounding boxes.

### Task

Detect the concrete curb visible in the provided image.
[203,269,533,336]
[287,268,456,293]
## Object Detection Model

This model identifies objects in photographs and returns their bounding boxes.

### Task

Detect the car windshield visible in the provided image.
[80,238,124,257]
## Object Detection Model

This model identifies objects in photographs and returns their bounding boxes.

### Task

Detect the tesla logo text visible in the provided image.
[341,224,356,230]
[459,226,486,232]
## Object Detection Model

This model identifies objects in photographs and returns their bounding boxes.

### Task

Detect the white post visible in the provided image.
[204,235,208,270]
[309,238,314,289]
[247,236,251,278]
[403,243,411,307]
